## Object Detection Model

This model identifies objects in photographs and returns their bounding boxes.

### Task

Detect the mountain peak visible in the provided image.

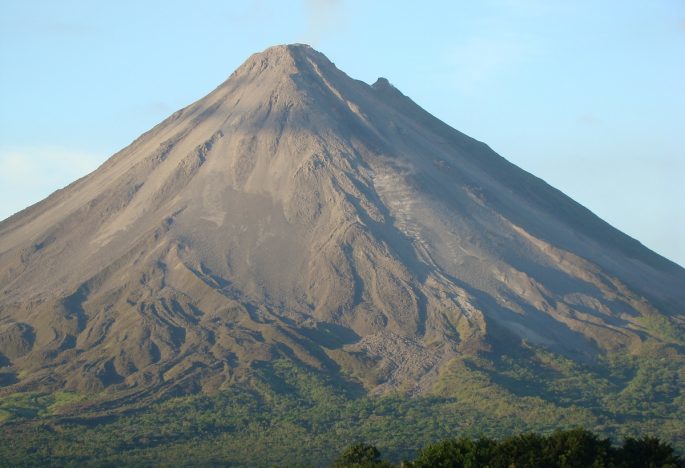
[231,43,326,79]
[263,43,315,55]
[0,43,683,400]
[252,43,316,63]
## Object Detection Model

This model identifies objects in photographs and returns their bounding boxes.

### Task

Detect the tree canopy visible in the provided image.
[336,429,682,468]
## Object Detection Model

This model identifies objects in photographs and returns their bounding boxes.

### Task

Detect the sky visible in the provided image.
[1,0,684,266]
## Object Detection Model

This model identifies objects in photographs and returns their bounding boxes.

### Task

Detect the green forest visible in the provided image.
[0,348,683,466]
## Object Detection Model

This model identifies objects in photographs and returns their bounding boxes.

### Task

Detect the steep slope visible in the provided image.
[0,44,683,398]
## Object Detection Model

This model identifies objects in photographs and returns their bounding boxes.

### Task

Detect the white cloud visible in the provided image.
[431,0,571,97]
[0,146,103,221]
[302,0,345,46]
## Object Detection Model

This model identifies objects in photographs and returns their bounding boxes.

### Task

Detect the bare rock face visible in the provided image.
[0,44,683,395]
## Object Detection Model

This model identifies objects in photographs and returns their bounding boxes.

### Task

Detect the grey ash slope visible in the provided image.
[0,44,683,395]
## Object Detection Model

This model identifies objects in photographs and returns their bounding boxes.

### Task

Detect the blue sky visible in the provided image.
[1,0,684,266]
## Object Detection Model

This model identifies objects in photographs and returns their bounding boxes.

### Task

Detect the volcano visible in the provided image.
[1,44,683,402]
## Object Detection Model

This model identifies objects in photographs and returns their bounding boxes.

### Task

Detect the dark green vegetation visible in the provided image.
[1,346,683,466]
[333,431,681,467]
[334,443,390,467]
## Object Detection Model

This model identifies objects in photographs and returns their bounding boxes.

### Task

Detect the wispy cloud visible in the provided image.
[303,0,345,46]
[441,33,539,96]
[577,113,598,126]
[130,100,174,118]
[431,0,571,97]
[0,146,103,220]
[493,0,567,17]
